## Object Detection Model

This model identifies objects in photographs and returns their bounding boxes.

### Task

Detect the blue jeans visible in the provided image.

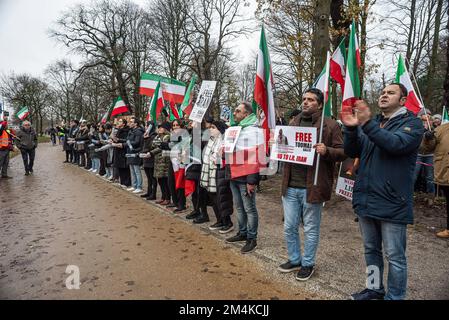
[130,165,142,190]
[282,187,322,267]
[413,155,435,194]
[91,158,100,172]
[230,181,259,240]
[358,216,408,300]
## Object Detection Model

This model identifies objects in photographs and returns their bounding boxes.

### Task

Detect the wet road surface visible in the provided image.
[0,143,308,299]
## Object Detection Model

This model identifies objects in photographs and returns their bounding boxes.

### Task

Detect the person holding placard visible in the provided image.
[278,88,346,281]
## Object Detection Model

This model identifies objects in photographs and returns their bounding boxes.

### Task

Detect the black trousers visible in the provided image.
[78,151,86,167]
[168,162,178,205]
[20,149,35,172]
[143,167,158,198]
[118,167,131,187]
[65,150,71,162]
[158,177,170,200]
[177,188,186,209]
[99,156,106,176]
[191,180,208,215]
[208,192,231,224]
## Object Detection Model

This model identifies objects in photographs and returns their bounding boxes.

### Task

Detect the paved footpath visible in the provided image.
[1,143,448,299]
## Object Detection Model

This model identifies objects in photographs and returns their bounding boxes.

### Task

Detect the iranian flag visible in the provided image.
[100,105,113,124]
[148,81,165,122]
[313,51,332,117]
[17,107,30,120]
[342,20,361,108]
[395,55,424,114]
[228,125,267,179]
[180,75,197,117]
[110,96,129,117]
[330,38,346,90]
[139,73,186,104]
[442,105,449,125]
[169,102,180,120]
[253,25,276,150]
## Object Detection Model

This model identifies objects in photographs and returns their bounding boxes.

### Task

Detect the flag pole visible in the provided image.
[314,51,331,186]
[404,57,432,130]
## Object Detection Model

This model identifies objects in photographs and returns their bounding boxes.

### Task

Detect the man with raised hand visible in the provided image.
[342,83,423,300]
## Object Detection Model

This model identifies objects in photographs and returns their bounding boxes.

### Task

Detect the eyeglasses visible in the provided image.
[234,109,243,113]
[172,124,180,128]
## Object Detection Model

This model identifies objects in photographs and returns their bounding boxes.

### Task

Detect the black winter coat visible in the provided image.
[113,126,130,168]
[215,166,233,217]
[141,132,157,168]
[125,126,144,166]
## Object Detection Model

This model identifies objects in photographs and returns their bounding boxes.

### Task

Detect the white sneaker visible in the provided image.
[133,189,143,194]
[126,187,135,191]
[120,184,128,189]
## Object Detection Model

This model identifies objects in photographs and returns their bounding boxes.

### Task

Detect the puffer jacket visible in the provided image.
[215,165,233,218]
[151,133,170,178]
[125,126,144,166]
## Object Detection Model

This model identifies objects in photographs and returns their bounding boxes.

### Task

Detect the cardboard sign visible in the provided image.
[223,126,242,153]
[189,81,217,123]
[270,126,317,166]
[335,158,358,201]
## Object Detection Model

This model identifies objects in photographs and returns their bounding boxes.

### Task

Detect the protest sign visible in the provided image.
[189,81,217,123]
[223,126,242,153]
[270,126,317,166]
[335,158,358,201]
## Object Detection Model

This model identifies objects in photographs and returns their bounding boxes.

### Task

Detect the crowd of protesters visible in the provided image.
[1,83,448,300]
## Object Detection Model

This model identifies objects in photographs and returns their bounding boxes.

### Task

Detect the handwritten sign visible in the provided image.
[335,158,358,201]
[189,81,217,123]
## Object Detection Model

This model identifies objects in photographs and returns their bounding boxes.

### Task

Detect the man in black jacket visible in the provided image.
[15,121,38,175]
[126,117,144,193]
[111,118,131,188]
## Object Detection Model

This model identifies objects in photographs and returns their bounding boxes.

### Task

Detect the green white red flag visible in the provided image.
[313,51,332,117]
[110,96,129,117]
[395,55,424,114]
[330,38,346,90]
[442,105,449,125]
[342,20,361,108]
[148,81,165,122]
[139,73,186,104]
[17,107,30,121]
[180,75,197,117]
[100,105,113,124]
[253,25,276,150]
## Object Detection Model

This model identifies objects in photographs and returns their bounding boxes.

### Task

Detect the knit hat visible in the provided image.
[212,120,228,135]
[159,121,171,132]
[204,114,214,124]
[433,114,442,120]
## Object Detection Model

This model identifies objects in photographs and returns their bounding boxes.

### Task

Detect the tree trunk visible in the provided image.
[312,0,331,79]
[443,5,449,108]
[424,0,444,106]
[406,0,417,62]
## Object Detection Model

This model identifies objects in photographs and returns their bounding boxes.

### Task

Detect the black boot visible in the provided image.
[193,213,209,224]
[186,210,200,220]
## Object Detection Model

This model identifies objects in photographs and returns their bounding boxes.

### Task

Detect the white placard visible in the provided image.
[189,80,217,123]
[335,158,357,201]
[270,126,317,166]
[223,126,242,153]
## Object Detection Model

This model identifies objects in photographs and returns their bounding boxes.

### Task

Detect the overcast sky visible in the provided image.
[0,0,258,79]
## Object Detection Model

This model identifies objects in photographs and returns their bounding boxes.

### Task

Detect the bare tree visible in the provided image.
[50,0,141,108]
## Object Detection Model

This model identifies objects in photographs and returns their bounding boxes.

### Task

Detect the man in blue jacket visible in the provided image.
[341,83,423,300]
